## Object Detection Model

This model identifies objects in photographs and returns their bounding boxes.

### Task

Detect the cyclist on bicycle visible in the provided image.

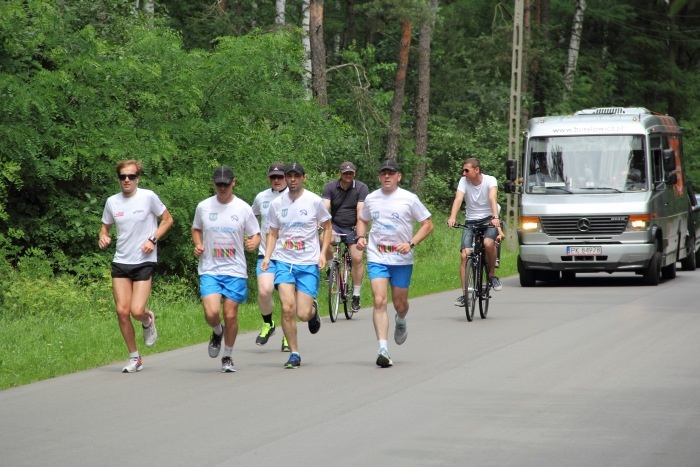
[322,161,369,312]
[447,157,502,307]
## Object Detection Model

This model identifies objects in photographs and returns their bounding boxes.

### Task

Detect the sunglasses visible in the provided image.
[269,175,284,180]
[462,168,470,173]
[215,182,231,188]
[118,174,138,181]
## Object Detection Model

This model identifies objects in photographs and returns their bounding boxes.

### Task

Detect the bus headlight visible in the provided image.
[627,214,651,231]
[521,216,541,232]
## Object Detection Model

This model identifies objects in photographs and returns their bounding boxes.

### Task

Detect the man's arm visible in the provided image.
[448,190,465,226]
[98,224,112,250]
[318,218,332,269]
[488,186,500,227]
[261,227,279,271]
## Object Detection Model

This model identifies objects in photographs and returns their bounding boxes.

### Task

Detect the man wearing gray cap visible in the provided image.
[251,162,290,351]
[192,166,261,372]
[322,161,369,312]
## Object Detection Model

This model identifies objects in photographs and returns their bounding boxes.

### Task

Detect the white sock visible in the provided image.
[378,340,388,351]
[353,285,361,296]
[129,351,140,359]
[223,346,233,358]
[213,323,223,335]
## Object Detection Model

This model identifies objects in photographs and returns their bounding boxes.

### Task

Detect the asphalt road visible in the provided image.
[2,271,700,467]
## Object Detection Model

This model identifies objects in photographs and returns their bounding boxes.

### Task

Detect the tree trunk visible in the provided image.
[301,0,312,98]
[411,0,438,195]
[275,0,286,26]
[385,17,411,161]
[563,0,586,98]
[310,0,328,106]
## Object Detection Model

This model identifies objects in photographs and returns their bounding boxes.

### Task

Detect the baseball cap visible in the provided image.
[340,161,356,173]
[377,159,401,173]
[284,162,305,175]
[268,162,285,177]
[213,166,234,184]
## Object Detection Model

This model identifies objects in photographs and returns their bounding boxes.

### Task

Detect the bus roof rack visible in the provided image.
[574,107,651,116]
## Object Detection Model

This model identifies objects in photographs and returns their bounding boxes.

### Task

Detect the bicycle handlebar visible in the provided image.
[449,221,494,230]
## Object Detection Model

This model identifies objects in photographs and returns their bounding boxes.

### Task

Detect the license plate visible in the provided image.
[567,246,602,256]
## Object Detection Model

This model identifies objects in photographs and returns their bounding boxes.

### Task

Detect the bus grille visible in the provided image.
[540,216,627,236]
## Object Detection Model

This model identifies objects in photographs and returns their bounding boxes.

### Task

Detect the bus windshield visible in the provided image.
[525,135,647,194]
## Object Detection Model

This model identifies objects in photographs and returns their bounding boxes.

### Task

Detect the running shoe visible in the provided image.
[142,310,157,347]
[256,321,276,346]
[394,314,407,345]
[208,324,224,358]
[281,335,290,352]
[284,352,301,369]
[490,276,503,291]
[122,357,143,373]
[351,295,361,312]
[376,348,393,368]
[221,356,236,373]
[308,300,321,334]
[454,295,465,307]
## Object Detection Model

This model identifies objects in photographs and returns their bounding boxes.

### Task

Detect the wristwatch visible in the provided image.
[409,242,416,250]
[148,236,158,245]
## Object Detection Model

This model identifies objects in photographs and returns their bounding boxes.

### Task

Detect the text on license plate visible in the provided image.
[566,246,602,256]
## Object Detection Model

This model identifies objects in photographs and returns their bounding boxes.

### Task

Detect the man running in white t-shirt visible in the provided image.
[251,162,290,351]
[99,159,174,373]
[192,166,261,373]
[261,163,332,369]
[355,159,434,368]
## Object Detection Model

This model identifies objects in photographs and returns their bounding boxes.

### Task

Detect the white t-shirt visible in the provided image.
[457,174,498,220]
[268,189,331,265]
[192,196,260,277]
[101,188,167,265]
[252,187,288,257]
[360,187,431,266]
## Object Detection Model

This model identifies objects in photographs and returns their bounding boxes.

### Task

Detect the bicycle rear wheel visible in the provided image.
[328,260,340,322]
[464,257,476,321]
[478,254,491,319]
[343,253,354,320]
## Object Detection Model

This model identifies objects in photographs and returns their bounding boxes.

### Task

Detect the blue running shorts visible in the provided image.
[273,261,320,298]
[367,262,413,289]
[200,275,248,303]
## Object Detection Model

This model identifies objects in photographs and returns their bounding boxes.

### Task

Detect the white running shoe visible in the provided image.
[143,310,157,347]
[122,357,143,373]
[376,348,393,368]
[394,314,407,345]
[221,356,236,373]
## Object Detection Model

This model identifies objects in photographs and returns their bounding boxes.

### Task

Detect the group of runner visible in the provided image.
[99,157,501,373]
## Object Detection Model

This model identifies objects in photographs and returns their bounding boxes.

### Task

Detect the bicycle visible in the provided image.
[327,233,354,322]
[451,221,494,321]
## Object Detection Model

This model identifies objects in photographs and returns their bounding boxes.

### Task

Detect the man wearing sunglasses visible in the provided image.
[251,162,290,352]
[192,166,261,373]
[447,158,503,307]
[322,161,369,312]
[99,159,174,373]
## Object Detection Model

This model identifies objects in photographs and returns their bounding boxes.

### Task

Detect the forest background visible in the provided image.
[1,0,699,359]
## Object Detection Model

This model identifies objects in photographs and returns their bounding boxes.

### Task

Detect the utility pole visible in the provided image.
[506,0,524,248]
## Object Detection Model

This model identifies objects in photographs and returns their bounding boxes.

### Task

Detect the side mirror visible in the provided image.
[506,159,518,182]
[667,173,678,185]
[503,181,516,194]
[663,149,676,172]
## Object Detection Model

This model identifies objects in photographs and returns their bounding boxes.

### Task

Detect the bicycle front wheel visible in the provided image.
[464,256,476,321]
[478,254,490,319]
[343,254,354,320]
[328,261,340,322]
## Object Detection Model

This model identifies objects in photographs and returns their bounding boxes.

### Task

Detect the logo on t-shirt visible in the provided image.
[209,213,218,222]
[115,212,125,218]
